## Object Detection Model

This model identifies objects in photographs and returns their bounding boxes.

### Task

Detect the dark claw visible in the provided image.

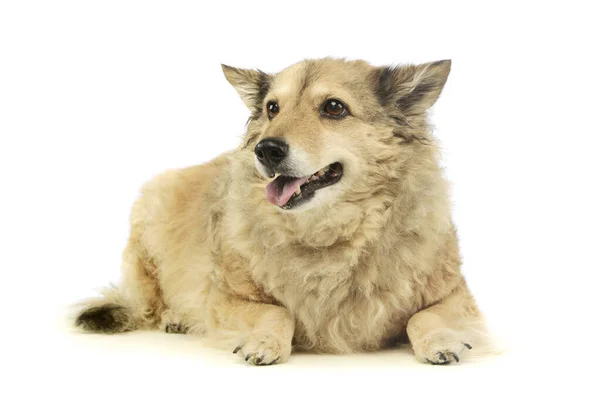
[245,355,251,362]
[463,343,473,350]
[256,357,263,364]
[426,358,449,365]
[452,353,460,363]
[233,345,242,354]
[267,357,280,365]
[165,323,187,334]
[438,352,447,362]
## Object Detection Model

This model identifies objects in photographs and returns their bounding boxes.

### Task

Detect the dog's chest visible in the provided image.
[251,249,416,352]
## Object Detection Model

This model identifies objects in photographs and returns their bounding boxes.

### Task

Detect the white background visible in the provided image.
[1,1,598,398]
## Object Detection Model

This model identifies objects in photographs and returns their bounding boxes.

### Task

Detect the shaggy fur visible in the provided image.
[74,58,487,365]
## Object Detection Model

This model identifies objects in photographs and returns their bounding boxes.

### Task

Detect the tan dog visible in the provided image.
[74,58,487,365]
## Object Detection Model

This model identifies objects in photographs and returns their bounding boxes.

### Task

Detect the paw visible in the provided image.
[160,310,188,334]
[412,328,472,365]
[165,323,188,334]
[233,334,291,366]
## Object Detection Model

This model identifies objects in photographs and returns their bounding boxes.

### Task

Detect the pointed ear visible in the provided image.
[221,64,272,112]
[375,60,451,115]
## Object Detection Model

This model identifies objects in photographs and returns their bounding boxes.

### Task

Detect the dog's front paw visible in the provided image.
[412,328,472,365]
[233,333,291,366]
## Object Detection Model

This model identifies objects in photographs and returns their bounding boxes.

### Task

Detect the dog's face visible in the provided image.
[223,58,450,212]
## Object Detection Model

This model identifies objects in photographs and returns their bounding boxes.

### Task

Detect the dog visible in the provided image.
[74,57,487,365]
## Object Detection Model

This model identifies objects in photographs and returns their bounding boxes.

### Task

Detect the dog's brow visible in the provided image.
[310,85,355,102]
[270,82,293,100]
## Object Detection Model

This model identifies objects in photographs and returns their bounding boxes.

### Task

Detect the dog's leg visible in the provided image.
[209,292,295,366]
[407,282,483,365]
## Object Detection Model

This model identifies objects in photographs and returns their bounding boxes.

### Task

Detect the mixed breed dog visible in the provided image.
[74,58,488,365]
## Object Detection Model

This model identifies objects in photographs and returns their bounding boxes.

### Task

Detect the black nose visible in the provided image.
[254,139,288,168]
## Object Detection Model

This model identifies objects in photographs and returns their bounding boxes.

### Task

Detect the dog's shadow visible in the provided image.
[65,319,423,367]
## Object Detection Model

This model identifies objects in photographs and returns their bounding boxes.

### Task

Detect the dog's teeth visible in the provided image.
[316,170,325,177]
[309,175,317,181]
[295,187,301,195]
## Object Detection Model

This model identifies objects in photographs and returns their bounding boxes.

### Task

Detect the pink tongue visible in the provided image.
[265,176,310,206]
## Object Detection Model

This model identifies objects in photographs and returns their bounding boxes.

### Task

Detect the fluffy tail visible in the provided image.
[74,285,141,334]
[73,232,167,334]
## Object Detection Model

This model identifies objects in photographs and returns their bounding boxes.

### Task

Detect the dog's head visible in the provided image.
[223,58,450,212]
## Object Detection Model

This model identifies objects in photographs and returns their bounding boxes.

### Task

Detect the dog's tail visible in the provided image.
[72,233,166,334]
[73,284,147,334]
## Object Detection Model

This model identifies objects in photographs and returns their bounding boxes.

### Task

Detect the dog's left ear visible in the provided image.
[222,64,272,112]
[376,60,451,115]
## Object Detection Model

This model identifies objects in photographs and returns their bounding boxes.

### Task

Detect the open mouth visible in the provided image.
[265,162,343,209]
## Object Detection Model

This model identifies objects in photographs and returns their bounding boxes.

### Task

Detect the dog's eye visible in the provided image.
[321,99,348,119]
[267,101,279,119]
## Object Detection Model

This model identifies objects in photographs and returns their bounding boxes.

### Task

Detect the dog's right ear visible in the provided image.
[221,64,272,112]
